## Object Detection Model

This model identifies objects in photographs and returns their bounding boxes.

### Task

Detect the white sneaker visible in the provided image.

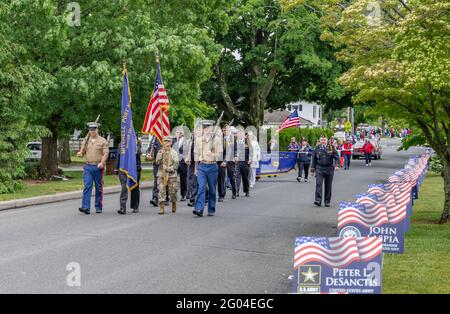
[366,164,369,167]
[250,185,254,188]
[369,163,372,166]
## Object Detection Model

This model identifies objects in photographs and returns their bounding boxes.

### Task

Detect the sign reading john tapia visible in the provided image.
[338,198,406,253]
[293,237,383,294]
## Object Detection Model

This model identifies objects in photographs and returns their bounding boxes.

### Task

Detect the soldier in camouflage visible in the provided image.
[155,136,179,215]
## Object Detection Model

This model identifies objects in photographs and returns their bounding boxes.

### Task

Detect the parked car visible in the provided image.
[26,142,42,160]
[352,140,382,160]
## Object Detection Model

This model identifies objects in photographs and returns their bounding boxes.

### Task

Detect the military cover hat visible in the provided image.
[201,120,215,127]
[163,135,173,142]
[87,122,101,129]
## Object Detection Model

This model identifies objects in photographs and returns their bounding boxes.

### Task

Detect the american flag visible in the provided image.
[356,191,406,224]
[356,237,383,261]
[294,237,360,269]
[338,201,388,229]
[277,110,300,132]
[294,237,382,269]
[141,61,170,142]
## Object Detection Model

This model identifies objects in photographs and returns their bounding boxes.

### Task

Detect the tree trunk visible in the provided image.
[40,128,59,178]
[440,160,450,224]
[58,138,71,164]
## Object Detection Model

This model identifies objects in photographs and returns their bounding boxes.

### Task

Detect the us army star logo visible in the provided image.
[302,267,318,283]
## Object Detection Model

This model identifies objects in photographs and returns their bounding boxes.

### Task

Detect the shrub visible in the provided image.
[276,128,334,150]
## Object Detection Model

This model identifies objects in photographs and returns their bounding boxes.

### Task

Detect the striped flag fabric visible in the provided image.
[142,61,170,142]
[356,237,383,261]
[277,110,300,132]
[294,237,382,270]
[338,201,388,229]
[356,192,406,224]
[294,237,360,269]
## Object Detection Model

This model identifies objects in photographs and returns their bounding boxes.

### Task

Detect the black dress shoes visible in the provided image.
[314,202,321,207]
[150,199,158,207]
[78,208,90,214]
[117,209,126,215]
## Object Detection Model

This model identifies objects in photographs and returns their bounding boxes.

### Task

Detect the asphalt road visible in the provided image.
[0,139,423,293]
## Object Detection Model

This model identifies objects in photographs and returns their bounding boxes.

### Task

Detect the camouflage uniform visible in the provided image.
[155,147,179,203]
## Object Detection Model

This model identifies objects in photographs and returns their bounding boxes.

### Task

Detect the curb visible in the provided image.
[0,182,153,211]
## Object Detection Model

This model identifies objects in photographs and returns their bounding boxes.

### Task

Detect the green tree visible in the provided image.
[0,3,50,192]
[6,0,229,177]
[310,0,450,223]
[202,0,348,127]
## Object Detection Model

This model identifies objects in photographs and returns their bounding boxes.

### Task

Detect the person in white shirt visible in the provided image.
[247,131,261,187]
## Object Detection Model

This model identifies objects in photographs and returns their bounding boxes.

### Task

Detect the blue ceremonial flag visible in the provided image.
[119,65,138,191]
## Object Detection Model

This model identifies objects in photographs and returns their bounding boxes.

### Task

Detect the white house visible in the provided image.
[286,100,323,128]
[263,110,314,129]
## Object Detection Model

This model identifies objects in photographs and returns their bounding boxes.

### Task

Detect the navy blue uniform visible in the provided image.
[311,144,340,206]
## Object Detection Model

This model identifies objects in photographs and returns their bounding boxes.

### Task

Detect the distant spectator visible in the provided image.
[362,139,374,166]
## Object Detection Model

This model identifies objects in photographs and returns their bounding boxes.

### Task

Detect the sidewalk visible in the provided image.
[0,182,153,211]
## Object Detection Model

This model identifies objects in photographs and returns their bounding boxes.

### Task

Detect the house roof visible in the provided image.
[263,110,314,125]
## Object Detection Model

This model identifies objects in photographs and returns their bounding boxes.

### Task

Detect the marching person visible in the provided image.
[310,134,340,207]
[155,136,179,215]
[174,129,188,201]
[248,131,260,188]
[146,136,169,207]
[362,138,374,166]
[77,121,109,215]
[342,138,353,170]
[218,124,238,201]
[186,122,202,207]
[115,139,142,214]
[287,137,300,152]
[235,130,251,197]
[193,120,223,217]
[296,138,313,183]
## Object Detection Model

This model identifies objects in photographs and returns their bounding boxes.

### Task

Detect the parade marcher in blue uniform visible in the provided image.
[193,120,223,217]
[235,130,251,197]
[287,137,300,152]
[310,135,340,207]
[115,139,142,214]
[296,138,313,183]
[217,124,238,201]
[174,129,188,201]
[77,121,109,215]
[186,122,201,207]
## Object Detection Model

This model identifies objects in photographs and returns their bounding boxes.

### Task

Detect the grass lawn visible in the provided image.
[0,170,153,201]
[383,172,450,294]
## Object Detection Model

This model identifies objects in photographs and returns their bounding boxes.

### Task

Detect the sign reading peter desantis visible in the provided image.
[293,237,383,294]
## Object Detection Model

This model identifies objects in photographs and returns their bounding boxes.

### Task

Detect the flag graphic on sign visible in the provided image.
[338,201,388,229]
[142,60,171,142]
[277,110,300,132]
[294,237,382,270]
